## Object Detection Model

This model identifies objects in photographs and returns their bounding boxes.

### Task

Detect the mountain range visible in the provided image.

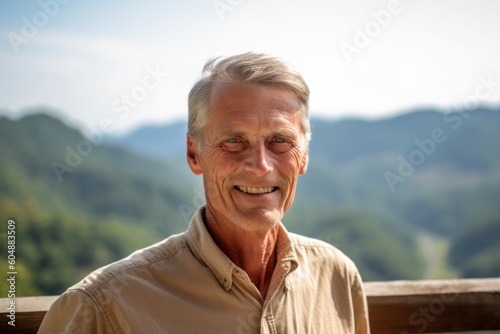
[1,106,499,296]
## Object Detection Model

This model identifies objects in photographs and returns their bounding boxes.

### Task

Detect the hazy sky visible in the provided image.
[1,0,499,134]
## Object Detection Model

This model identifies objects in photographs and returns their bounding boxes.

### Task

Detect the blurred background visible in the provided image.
[0,0,499,297]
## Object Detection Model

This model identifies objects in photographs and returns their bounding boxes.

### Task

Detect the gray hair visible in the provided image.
[187,52,311,145]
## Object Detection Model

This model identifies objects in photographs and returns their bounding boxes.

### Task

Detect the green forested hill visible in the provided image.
[0,113,196,233]
[448,211,500,278]
[0,113,198,295]
[1,107,499,296]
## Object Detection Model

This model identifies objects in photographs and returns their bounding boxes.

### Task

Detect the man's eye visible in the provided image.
[270,138,292,153]
[222,138,245,152]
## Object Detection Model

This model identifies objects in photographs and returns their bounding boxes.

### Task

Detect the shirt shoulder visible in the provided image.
[39,234,191,334]
[69,232,189,296]
[288,232,352,259]
[288,232,361,281]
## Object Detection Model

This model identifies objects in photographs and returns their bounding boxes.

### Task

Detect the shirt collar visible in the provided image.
[273,222,299,294]
[186,206,299,291]
[186,207,235,291]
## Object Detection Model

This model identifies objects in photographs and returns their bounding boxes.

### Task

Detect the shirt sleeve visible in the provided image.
[352,271,371,334]
[38,289,112,334]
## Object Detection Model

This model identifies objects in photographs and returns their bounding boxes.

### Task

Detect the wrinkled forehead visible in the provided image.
[208,81,302,113]
[196,81,309,146]
[214,113,302,138]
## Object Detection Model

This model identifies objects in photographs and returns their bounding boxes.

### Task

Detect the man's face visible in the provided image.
[187,81,309,232]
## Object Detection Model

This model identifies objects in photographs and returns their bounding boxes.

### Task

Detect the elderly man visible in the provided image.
[39,52,370,333]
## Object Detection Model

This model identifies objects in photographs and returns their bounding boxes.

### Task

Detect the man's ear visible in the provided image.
[187,134,203,175]
[299,150,309,175]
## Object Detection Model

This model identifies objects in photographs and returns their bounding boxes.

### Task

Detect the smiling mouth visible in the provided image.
[235,186,279,194]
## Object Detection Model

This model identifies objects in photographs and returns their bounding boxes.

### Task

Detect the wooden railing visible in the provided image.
[1,278,499,333]
[366,278,500,333]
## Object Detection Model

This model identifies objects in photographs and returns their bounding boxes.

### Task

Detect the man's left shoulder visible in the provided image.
[288,232,359,274]
[289,232,345,254]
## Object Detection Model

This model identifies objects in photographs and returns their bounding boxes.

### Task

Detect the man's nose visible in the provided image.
[243,143,273,176]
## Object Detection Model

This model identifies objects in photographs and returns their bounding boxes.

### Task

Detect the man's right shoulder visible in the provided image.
[68,231,189,295]
[39,231,199,333]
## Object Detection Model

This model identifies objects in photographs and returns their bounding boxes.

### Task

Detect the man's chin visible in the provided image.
[232,208,282,232]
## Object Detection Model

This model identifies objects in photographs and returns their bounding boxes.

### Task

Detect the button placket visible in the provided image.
[262,305,277,334]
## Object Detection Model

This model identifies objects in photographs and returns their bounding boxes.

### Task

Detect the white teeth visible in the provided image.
[237,186,275,194]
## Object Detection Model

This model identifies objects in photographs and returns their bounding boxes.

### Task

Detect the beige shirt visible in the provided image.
[39,207,370,334]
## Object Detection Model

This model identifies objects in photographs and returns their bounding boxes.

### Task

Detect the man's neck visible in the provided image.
[203,209,279,299]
